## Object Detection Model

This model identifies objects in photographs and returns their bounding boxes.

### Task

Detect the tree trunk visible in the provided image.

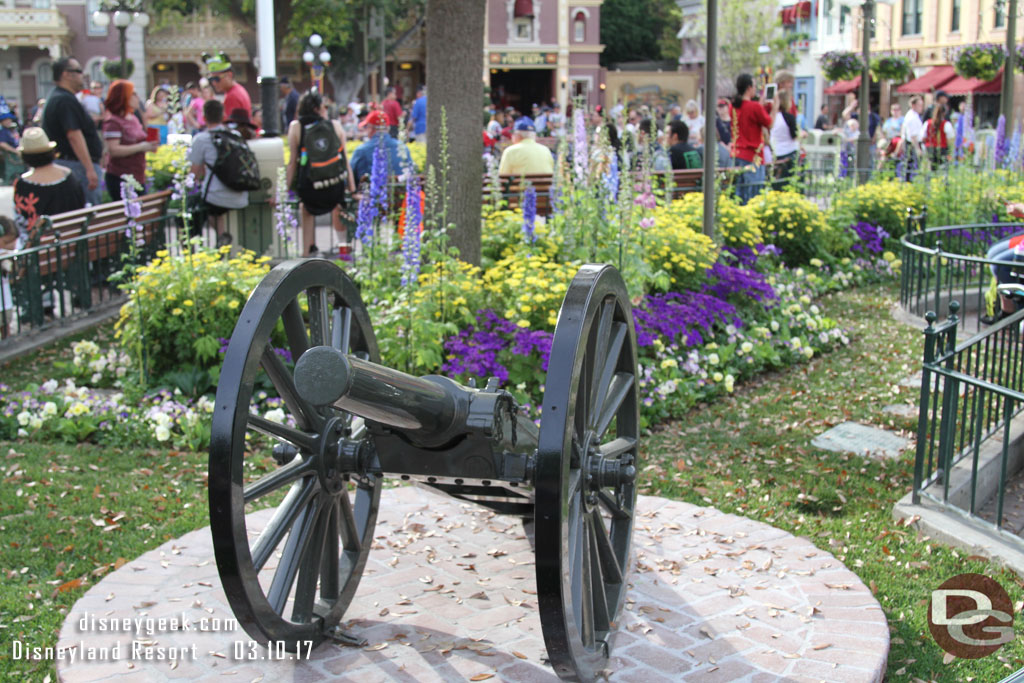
[425,0,485,266]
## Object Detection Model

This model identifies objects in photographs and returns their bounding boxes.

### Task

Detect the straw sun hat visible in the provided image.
[18,127,56,154]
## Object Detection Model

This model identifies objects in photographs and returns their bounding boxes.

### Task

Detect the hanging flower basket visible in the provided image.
[870,55,912,82]
[1015,44,1024,72]
[821,51,864,82]
[102,58,134,80]
[955,44,1005,82]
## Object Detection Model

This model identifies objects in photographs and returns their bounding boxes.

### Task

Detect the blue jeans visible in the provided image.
[732,157,764,205]
[987,231,1024,284]
[56,158,103,206]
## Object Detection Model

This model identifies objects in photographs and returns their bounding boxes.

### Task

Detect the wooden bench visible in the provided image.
[13,190,172,327]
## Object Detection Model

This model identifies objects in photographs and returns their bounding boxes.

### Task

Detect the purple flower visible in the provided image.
[954,112,965,161]
[356,136,389,246]
[633,291,741,348]
[850,222,890,254]
[573,108,588,183]
[401,173,423,286]
[603,150,619,200]
[701,263,777,303]
[522,186,537,244]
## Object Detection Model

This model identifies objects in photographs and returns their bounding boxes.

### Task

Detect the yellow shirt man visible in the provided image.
[498,117,554,176]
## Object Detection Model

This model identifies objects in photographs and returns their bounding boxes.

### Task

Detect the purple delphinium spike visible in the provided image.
[573,108,588,183]
[401,173,422,287]
[954,112,965,162]
[1008,121,1021,169]
[603,149,619,201]
[522,186,537,244]
[355,136,389,246]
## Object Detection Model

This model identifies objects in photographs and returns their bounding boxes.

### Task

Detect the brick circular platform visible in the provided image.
[57,487,888,682]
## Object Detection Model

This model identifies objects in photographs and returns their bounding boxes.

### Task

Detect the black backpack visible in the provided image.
[208,129,262,192]
[298,119,347,193]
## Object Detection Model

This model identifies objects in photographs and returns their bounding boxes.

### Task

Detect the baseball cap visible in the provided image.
[717,98,729,106]
[359,110,388,128]
[514,116,535,132]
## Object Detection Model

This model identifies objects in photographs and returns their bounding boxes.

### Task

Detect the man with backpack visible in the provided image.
[188,99,260,240]
[286,90,355,256]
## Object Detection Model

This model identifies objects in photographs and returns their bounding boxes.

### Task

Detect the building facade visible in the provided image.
[485,0,604,112]
[0,0,144,116]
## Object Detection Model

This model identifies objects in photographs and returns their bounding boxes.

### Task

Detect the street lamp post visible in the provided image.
[303,34,332,94]
[91,0,149,79]
[857,0,874,184]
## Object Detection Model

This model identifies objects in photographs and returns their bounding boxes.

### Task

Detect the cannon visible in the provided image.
[209,259,640,681]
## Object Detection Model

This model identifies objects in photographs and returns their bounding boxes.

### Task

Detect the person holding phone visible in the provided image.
[102,80,159,200]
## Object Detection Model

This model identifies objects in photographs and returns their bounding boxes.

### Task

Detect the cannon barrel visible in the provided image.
[294,345,463,437]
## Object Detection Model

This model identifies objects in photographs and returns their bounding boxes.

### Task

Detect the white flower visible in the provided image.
[741,342,754,354]
[724,374,735,393]
[708,353,720,366]
[115,366,127,378]
[819,332,830,344]
[770,320,780,332]
[155,425,171,442]
[197,396,215,413]
[88,358,107,373]
[264,408,286,424]
[791,338,802,350]
[152,412,173,428]
[91,373,103,384]
[16,428,27,438]
[657,380,677,396]
[41,379,58,394]
[712,372,724,382]
[41,402,58,418]
[28,416,42,429]
[725,325,737,336]
[810,305,820,315]
[16,411,31,426]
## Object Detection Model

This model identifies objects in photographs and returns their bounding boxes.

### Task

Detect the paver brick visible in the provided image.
[57,488,888,682]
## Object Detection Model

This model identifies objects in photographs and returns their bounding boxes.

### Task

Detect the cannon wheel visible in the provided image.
[535,264,640,681]
[210,259,381,649]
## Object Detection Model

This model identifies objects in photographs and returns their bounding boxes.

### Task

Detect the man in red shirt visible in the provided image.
[205,52,251,121]
[381,87,403,139]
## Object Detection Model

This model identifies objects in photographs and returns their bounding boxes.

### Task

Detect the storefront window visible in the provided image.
[574,12,585,42]
[515,17,532,40]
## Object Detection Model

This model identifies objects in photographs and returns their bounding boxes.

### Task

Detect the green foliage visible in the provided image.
[102,58,133,80]
[695,0,795,76]
[748,191,832,266]
[923,167,1024,232]
[829,179,925,244]
[113,245,271,380]
[599,0,682,66]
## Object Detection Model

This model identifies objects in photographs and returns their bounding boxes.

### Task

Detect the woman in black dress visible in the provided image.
[12,127,85,244]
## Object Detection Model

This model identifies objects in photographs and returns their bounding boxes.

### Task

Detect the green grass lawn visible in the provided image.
[0,281,1022,680]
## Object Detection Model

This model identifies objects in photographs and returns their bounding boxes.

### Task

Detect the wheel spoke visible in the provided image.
[588,301,618,425]
[598,436,636,460]
[597,489,632,520]
[291,496,330,623]
[267,492,321,616]
[579,512,595,648]
[261,346,323,431]
[568,490,585,637]
[594,372,634,439]
[589,509,624,585]
[591,322,626,427]
[319,502,341,601]
[243,456,314,504]
[333,306,352,352]
[282,298,309,361]
[588,514,611,632]
[247,413,317,452]
[338,486,362,552]
[251,480,316,571]
[307,287,331,347]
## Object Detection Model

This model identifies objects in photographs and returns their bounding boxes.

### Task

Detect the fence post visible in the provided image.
[937,301,960,498]
[914,310,939,504]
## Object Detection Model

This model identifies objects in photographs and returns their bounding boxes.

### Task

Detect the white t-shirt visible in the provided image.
[486,119,502,140]
[901,110,925,145]
[770,113,799,157]
[686,115,704,145]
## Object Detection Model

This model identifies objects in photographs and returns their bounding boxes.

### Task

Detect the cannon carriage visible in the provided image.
[209,258,640,681]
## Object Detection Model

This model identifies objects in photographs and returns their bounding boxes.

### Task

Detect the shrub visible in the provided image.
[481,208,560,269]
[656,193,764,249]
[114,246,271,380]
[481,254,580,330]
[829,179,925,242]
[748,191,831,265]
[645,202,720,291]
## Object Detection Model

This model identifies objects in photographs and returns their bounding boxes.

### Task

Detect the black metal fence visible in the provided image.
[914,303,1024,535]
[900,215,1024,336]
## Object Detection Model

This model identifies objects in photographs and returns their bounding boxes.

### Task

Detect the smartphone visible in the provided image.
[146,127,160,143]
[764,83,777,101]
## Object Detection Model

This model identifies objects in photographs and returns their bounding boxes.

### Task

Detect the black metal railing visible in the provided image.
[901,216,1024,335]
[914,302,1024,535]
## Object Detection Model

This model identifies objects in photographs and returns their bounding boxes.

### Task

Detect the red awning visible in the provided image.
[941,69,1003,95]
[796,1,812,19]
[895,65,956,94]
[779,2,812,24]
[514,0,533,17]
[824,77,861,95]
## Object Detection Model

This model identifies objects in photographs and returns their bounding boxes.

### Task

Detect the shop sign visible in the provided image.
[489,52,557,66]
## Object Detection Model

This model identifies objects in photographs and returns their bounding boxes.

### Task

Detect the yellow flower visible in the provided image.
[516,320,530,328]
[228,300,239,309]
[172,307,183,315]
[183,299,194,307]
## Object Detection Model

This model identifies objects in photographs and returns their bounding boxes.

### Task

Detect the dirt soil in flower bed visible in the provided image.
[1,282,1023,680]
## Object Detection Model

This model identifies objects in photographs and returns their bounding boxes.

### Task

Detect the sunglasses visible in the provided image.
[66,68,83,74]
[209,76,221,83]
